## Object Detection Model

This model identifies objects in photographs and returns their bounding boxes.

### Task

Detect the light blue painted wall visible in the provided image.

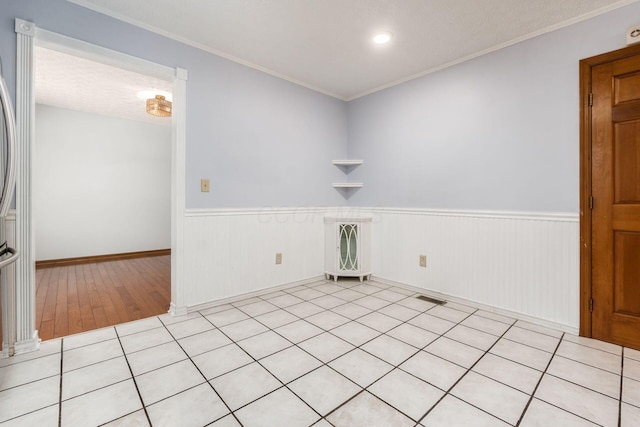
[346,2,640,213]
[0,0,348,209]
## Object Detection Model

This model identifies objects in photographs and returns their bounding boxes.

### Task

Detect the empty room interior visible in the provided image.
[1,1,640,426]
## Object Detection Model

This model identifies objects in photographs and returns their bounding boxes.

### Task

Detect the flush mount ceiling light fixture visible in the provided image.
[372,32,393,44]
[146,94,172,117]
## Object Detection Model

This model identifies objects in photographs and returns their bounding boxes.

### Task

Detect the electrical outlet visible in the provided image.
[201,179,210,192]
[275,253,282,264]
[419,255,427,268]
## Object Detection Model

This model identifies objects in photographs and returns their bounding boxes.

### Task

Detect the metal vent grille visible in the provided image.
[416,295,446,305]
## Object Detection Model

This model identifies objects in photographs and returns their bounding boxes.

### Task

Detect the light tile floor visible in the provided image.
[1,278,639,426]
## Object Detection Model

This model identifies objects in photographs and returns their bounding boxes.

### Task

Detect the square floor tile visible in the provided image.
[443,301,476,313]
[378,304,420,321]
[562,334,622,356]
[333,288,367,302]
[425,337,485,368]
[626,347,640,362]
[420,394,510,427]
[311,294,348,309]
[503,327,560,353]
[534,374,619,427]
[260,346,322,384]
[119,327,174,354]
[290,288,325,300]
[306,310,350,330]
[0,376,59,423]
[61,379,141,427]
[327,391,414,427]
[265,294,304,309]
[146,383,229,427]
[387,323,439,349]
[235,387,320,427]
[157,311,202,326]
[192,343,253,380]
[237,331,292,359]
[63,328,116,351]
[369,369,444,421]
[259,290,287,299]
[547,355,620,398]
[357,312,402,332]
[0,353,60,391]
[625,357,640,381]
[329,349,393,387]
[622,402,640,427]
[116,317,163,337]
[408,313,456,335]
[255,309,299,329]
[350,283,386,295]
[330,321,380,346]
[199,304,234,316]
[275,320,323,343]
[520,398,599,427]
[353,295,390,310]
[136,359,204,406]
[473,353,542,394]
[361,334,418,366]
[623,376,640,407]
[400,350,467,391]
[205,308,250,327]
[461,315,511,336]
[210,362,281,410]
[62,356,131,400]
[373,289,408,303]
[126,341,187,376]
[331,302,372,320]
[219,318,269,341]
[474,310,515,325]
[210,414,242,426]
[514,320,563,338]
[237,300,279,316]
[285,302,326,318]
[232,297,262,307]
[427,305,469,323]
[312,283,345,294]
[451,371,529,425]
[102,410,149,426]
[164,317,214,340]
[63,338,122,373]
[490,338,552,371]
[178,328,232,357]
[298,332,355,363]
[556,341,621,374]
[288,365,361,415]
[0,404,59,427]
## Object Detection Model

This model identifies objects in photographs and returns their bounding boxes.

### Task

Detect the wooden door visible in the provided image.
[589,51,640,349]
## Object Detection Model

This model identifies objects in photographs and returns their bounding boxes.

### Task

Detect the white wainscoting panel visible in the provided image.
[183,208,332,307]
[369,208,580,330]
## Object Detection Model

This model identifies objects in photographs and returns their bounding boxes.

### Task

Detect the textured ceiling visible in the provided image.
[67,0,638,100]
[35,46,173,125]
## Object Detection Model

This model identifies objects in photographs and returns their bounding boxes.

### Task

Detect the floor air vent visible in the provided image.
[416,295,446,305]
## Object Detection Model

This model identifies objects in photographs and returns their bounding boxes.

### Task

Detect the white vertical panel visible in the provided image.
[371,209,580,329]
[183,208,327,307]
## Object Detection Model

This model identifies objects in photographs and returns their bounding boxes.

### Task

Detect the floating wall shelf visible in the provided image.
[332,183,363,188]
[332,160,364,166]
[332,159,364,196]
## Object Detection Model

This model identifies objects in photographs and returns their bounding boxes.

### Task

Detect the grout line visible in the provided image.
[619,348,624,427]
[515,332,564,426]
[114,328,152,426]
[58,339,63,427]
[159,321,245,427]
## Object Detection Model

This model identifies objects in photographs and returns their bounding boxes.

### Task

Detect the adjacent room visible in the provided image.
[1,0,640,426]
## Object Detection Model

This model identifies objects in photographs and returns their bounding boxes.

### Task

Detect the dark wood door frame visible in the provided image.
[579,43,640,337]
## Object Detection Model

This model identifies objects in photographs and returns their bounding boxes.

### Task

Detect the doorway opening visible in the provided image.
[33,46,172,340]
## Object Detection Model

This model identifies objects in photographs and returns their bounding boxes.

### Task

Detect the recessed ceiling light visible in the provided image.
[373,32,393,44]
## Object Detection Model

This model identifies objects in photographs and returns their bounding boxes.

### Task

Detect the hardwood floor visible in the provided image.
[35,255,171,341]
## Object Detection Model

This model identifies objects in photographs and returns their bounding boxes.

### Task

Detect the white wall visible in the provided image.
[34,104,171,260]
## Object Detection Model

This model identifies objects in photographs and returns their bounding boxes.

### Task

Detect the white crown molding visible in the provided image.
[67,0,639,102]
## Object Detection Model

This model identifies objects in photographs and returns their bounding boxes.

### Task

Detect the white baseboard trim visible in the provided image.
[12,332,41,356]
[185,275,325,314]
[372,276,580,335]
[168,302,188,317]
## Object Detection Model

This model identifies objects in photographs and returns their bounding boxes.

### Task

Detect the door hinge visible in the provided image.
[589,298,594,312]
[589,196,593,210]
[589,93,594,107]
